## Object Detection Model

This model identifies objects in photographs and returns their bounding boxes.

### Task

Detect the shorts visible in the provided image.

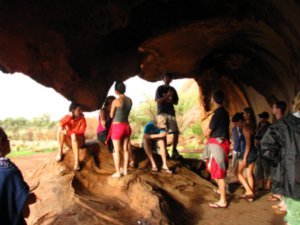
[97,130,114,152]
[238,149,257,165]
[111,123,131,140]
[206,138,230,179]
[255,155,271,180]
[160,113,179,134]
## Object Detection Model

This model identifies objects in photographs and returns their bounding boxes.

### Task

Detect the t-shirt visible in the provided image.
[155,85,178,115]
[209,106,230,140]
[144,121,165,134]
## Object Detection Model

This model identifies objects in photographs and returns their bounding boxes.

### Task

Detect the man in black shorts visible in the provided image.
[155,73,181,159]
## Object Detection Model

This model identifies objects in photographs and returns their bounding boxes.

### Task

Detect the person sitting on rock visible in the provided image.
[0,127,30,225]
[56,102,87,171]
[97,96,116,152]
[143,115,172,174]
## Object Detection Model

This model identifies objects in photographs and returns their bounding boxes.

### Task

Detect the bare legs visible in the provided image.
[237,161,255,197]
[56,127,65,161]
[70,133,80,170]
[56,128,83,171]
[112,136,130,177]
[143,138,170,171]
[217,178,227,206]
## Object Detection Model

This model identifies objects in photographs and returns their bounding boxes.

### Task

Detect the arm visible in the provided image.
[143,131,167,140]
[100,109,106,128]
[261,125,281,166]
[205,128,212,139]
[232,128,240,151]
[242,125,252,165]
[155,86,173,104]
[110,99,117,119]
[73,117,86,135]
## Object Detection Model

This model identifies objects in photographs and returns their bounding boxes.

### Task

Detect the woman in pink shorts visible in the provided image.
[110,81,132,177]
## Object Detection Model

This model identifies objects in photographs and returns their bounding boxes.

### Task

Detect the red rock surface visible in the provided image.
[14,143,284,225]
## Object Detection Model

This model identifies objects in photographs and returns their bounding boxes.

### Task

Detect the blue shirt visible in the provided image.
[144,121,165,134]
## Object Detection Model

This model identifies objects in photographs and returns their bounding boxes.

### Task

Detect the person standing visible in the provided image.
[110,81,132,178]
[236,107,257,202]
[231,112,245,175]
[56,102,86,171]
[203,90,230,208]
[155,73,181,159]
[97,96,116,152]
[267,100,287,213]
[261,93,300,225]
[255,112,272,191]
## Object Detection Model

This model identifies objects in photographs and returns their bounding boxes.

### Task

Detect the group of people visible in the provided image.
[203,91,300,225]
[1,73,300,224]
[55,73,181,176]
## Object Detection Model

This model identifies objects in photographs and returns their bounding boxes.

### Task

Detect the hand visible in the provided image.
[242,158,247,167]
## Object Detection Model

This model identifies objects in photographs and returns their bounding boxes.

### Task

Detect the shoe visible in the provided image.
[56,154,62,162]
[171,151,183,160]
[208,202,227,208]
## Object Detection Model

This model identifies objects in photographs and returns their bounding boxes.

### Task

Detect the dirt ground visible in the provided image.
[11,153,286,225]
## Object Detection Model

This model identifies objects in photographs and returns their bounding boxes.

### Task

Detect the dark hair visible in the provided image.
[243,107,257,130]
[0,127,8,153]
[115,81,126,94]
[162,72,172,80]
[69,102,81,112]
[232,112,245,122]
[275,100,287,114]
[102,96,116,108]
[212,90,225,104]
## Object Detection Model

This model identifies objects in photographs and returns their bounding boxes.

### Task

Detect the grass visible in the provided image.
[8,148,56,157]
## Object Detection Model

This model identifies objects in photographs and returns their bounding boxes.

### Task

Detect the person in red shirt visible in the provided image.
[56,102,86,171]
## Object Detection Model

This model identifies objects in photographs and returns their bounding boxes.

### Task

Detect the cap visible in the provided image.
[258,111,269,119]
[155,115,167,129]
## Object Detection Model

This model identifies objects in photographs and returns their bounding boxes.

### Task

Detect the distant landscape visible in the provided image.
[2,79,203,158]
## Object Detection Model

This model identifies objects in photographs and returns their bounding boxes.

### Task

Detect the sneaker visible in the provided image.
[171,151,183,160]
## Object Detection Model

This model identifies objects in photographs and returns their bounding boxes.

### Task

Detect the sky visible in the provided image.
[0,72,187,120]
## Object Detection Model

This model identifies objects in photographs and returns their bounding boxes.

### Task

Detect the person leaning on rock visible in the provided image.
[155,72,182,160]
[56,102,87,171]
[143,115,172,174]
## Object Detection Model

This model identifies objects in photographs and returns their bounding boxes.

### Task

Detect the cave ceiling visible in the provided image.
[0,0,300,111]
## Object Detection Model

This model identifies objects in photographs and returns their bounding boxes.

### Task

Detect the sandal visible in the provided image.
[268,194,280,202]
[208,202,227,209]
[151,167,158,172]
[162,167,173,174]
[239,193,254,202]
